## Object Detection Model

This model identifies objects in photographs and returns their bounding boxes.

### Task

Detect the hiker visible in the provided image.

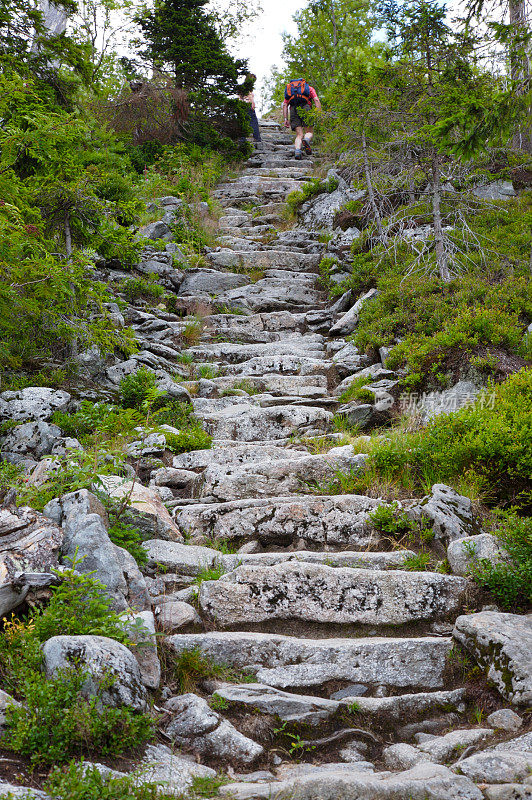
[238,73,262,148]
[283,79,322,159]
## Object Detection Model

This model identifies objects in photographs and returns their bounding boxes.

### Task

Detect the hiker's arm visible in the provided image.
[313,97,322,111]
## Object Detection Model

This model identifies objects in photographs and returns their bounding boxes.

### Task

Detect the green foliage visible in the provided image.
[53,401,143,443]
[3,667,154,766]
[45,760,176,800]
[194,563,226,585]
[338,375,373,403]
[119,276,164,303]
[286,177,338,215]
[164,426,212,454]
[32,565,130,645]
[403,551,432,571]
[12,449,127,512]
[345,197,532,387]
[209,693,230,712]
[368,369,532,506]
[196,364,220,380]
[119,366,160,409]
[170,648,253,694]
[108,520,148,565]
[368,502,415,536]
[468,511,532,609]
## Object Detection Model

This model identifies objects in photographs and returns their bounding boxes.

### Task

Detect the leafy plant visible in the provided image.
[3,667,154,766]
[369,503,415,537]
[119,366,160,409]
[108,520,148,565]
[194,563,225,585]
[467,511,532,609]
[338,376,374,404]
[170,648,254,694]
[45,760,175,800]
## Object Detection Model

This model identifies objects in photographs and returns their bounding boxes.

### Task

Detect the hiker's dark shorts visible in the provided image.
[290,104,310,130]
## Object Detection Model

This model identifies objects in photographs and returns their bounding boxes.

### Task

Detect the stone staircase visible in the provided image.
[136,123,510,798]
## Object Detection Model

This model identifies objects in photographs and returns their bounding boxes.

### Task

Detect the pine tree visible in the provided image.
[135,0,246,93]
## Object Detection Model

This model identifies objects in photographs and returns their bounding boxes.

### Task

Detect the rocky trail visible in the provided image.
[0,122,531,800]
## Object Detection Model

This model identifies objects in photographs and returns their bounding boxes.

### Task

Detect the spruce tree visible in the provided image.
[135,0,246,93]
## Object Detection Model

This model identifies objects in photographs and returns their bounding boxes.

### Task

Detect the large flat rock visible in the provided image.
[216,278,324,312]
[174,494,383,548]
[196,450,366,501]
[165,631,453,690]
[199,562,468,628]
[453,611,532,705]
[219,762,483,800]
[195,403,332,442]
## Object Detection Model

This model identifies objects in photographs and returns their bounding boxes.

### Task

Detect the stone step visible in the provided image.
[164,631,454,691]
[173,493,384,549]
[222,353,335,379]
[170,443,312,472]
[192,446,362,502]
[220,550,416,572]
[202,311,306,343]
[215,278,326,312]
[189,333,326,360]
[193,403,334,445]
[206,249,320,272]
[206,374,328,397]
[197,562,469,629]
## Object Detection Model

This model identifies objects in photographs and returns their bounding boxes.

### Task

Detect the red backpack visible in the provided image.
[285,79,312,106]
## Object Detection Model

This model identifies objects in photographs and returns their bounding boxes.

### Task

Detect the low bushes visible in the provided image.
[0,568,155,766]
[368,369,532,507]
[468,511,532,610]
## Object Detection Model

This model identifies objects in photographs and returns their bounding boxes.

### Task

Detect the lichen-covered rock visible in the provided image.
[1,421,62,460]
[42,635,147,711]
[453,612,532,705]
[199,562,468,628]
[408,484,476,544]
[213,683,339,723]
[165,631,453,690]
[455,751,532,784]
[97,476,183,541]
[447,533,504,576]
[174,494,382,549]
[163,693,263,766]
[416,728,492,763]
[142,539,219,575]
[0,505,63,616]
[486,708,523,732]
[0,387,71,422]
[219,762,483,800]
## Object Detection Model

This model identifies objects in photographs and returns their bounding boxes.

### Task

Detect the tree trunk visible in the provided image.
[361,130,383,238]
[509,0,532,151]
[64,214,72,260]
[64,214,78,357]
[431,152,450,282]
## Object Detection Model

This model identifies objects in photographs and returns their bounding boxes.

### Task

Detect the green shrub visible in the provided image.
[108,520,148,566]
[3,667,154,766]
[468,511,532,609]
[53,401,143,443]
[368,503,414,536]
[369,369,532,506]
[170,648,253,694]
[119,276,164,303]
[31,566,130,645]
[164,426,212,454]
[119,367,160,409]
[338,375,374,403]
[45,760,175,800]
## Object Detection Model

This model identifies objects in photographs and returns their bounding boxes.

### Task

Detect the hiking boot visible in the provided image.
[294,149,302,160]
[302,139,312,155]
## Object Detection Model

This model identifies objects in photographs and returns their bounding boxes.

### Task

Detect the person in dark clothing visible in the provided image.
[238,73,262,147]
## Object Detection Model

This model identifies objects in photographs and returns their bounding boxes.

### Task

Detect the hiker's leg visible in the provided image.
[304,126,314,144]
[294,126,304,150]
[248,107,261,142]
